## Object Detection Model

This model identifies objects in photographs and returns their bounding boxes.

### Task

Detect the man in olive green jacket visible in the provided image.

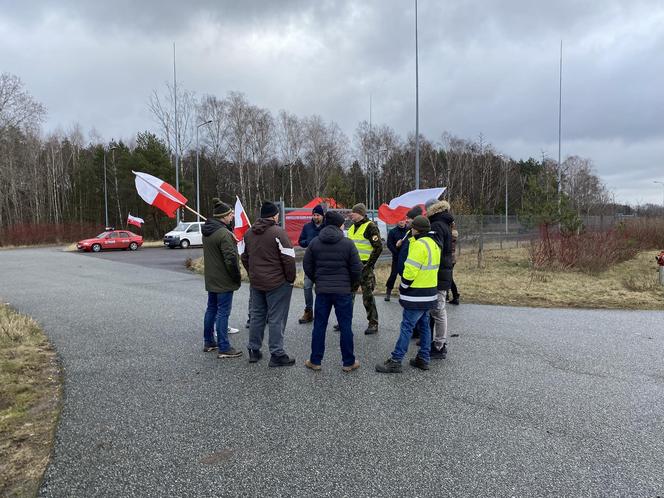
[202,199,242,358]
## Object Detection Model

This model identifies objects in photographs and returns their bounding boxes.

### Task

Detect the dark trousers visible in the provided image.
[311,293,355,367]
[386,256,399,291]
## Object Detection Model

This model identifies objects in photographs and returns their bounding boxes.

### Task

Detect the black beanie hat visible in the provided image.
[212,198,232,218]
[260,201,279,218]
[312,204,325,216]
[324,210,345,228]
[411,215,431,232]
[406,206,423,219]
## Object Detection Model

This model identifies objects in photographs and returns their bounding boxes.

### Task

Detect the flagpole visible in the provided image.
[183,204,206,221]
[173,42,180,224]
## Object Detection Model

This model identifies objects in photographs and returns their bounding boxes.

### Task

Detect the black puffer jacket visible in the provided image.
[303,224,363,294]
[427,202,454,291]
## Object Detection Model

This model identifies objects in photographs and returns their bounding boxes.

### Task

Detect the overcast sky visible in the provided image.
[1,0,663,205]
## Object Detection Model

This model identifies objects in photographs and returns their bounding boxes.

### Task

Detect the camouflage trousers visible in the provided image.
[352,266,378,325]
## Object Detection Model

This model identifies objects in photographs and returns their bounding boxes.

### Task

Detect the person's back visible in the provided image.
[303,211,362,372]
[242,218,296,291]
[305,224,362,294]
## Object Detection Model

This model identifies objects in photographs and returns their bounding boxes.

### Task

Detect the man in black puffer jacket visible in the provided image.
[424,199,454,359]
[303,211,363,372]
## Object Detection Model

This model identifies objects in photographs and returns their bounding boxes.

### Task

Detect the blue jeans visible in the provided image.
[310,293,355,367]
[391,308,431,363]
[203,291,233,352]
[303,275,314,311]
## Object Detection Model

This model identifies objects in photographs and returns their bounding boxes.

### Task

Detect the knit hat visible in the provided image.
[406,205,423,219]
[424,198,439,211]
[312,204,324,216]
[260,201,279,218]
[212,198,232,218]
[411,215,431,232]
[352,203,367,216]
[324,211,345,228]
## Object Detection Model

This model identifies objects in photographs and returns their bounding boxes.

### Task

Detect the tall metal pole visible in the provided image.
[415,0,420,189]
[196,120,213,222]
[103,149,109,228]
[505,159,509,234]
[173,42,180,224]
[557,40,563,215]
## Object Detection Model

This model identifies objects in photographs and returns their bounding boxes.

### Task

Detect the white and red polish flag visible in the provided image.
[234,196,251,254]
[133,171,187,218]
[378,187,447,224]
[127,213,144,228]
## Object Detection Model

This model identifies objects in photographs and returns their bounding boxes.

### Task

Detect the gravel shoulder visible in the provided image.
[1,247,663,497]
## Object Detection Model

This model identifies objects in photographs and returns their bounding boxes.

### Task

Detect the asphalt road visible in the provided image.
[1,247,664,497]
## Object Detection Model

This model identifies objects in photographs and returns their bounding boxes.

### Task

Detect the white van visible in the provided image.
[163,221,204,249]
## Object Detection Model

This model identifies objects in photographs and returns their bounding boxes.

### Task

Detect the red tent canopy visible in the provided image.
[285,197,338,246]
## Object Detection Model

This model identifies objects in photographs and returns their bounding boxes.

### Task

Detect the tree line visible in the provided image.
[0,71,622,240]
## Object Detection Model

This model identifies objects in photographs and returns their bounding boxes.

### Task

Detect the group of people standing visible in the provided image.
[200,196,459,373]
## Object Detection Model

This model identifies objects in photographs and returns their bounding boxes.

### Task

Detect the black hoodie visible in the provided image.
[303,224,363,294]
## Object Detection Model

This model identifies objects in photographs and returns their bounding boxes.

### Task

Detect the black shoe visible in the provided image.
[412,329,421,340]
[218,348,243,359]
[203,343,217,352]
[269,354,296,367]
[248,349,263,363]
[384,290,391,302]
[409,356,430,370]
[364,323,378,335]
[333,324,340,332]
[430,343,447,359]
[375,358,402,373]
[449,297,460,305]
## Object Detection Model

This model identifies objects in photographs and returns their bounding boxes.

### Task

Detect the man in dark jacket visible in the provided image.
[303,211,363,372]
[202,199,242,358]
[297,204,324,324]
[424,199,454,359]
[241,201,297,367]
[384,217,409,302]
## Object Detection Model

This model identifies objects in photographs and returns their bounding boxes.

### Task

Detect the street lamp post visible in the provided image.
[504,158,509,234]
[414,0,420,189]
[655,181,664,208]
[196,120,213,222]
[103,148,109,228]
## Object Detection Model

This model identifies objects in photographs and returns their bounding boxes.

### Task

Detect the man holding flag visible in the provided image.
[201,199,243,358]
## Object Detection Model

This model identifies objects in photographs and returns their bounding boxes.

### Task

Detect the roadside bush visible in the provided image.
[0,223,100,247]
[529,218,663,274]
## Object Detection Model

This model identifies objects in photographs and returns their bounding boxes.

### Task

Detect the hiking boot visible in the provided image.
[217,347,242,359]
[430,343,448,359]
[227,326,239,334]
[342,361,360,373]
[384,290,392,302]
[375,358,402,373]
[269,354,296,367]
[304,359,321,371]
[203,343,217,352]
[409,356,430,370]
[364,322,378,335]
[298,308,314,324]
[449,297,460,305]
[248,349,263,363]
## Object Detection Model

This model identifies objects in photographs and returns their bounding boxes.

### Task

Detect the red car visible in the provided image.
[77,230,143,252]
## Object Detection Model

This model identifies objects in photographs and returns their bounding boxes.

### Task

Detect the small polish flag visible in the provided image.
[234,196,251,254]
[133,171,187,218]
[127,213,144,228]
[378,187,447,224]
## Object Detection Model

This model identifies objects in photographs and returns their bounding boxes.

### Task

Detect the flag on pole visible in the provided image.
[127,213,144,228]
[378,187,446,224]
[234,196,251,254]
[133,171,187,218]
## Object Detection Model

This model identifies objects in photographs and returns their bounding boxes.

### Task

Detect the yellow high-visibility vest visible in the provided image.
[347,220,373,262]
[399,235,440,306]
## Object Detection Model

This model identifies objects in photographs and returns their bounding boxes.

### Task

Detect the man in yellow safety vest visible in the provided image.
[376,215,441,373]
[345,202,383,334]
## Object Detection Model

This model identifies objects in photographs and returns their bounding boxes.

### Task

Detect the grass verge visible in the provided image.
[190,248,664,310]
[0,304,61,497]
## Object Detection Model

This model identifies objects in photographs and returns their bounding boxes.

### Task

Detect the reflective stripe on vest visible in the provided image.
[347,220,373,261]
[404,237,440,271]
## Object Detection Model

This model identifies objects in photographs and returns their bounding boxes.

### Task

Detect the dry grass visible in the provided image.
[190,248,664,310]
[0,304,61,497]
